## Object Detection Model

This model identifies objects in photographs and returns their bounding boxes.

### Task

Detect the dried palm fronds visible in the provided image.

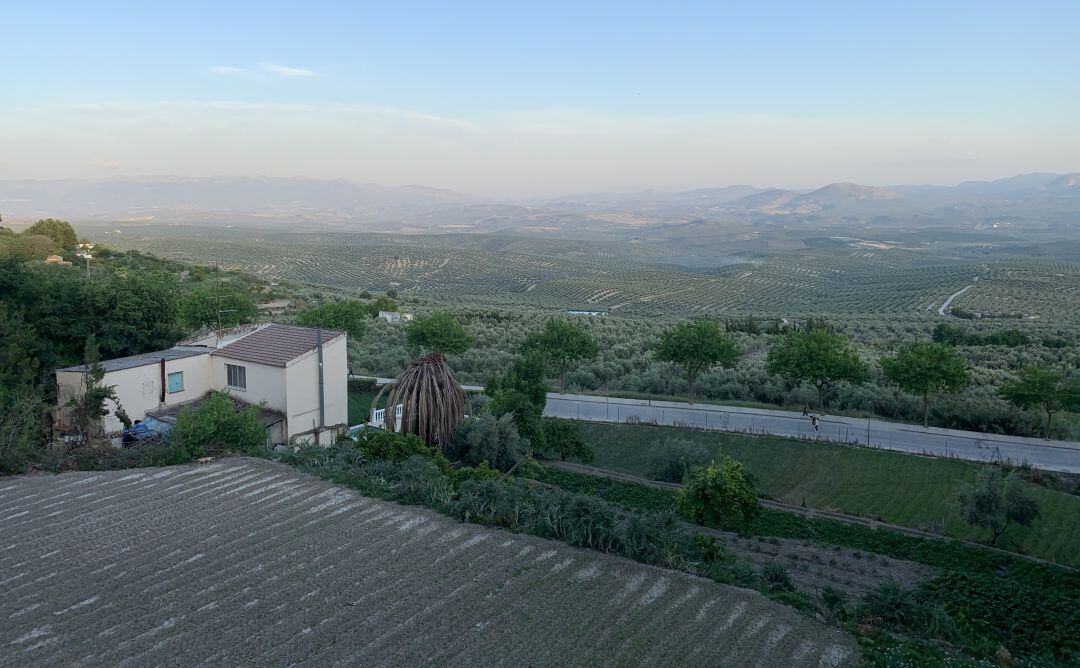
[380,353,467,447]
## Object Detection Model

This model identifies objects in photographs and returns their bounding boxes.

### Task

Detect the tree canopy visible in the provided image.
[882,340,969,426]
[956,467,1040,546]
[180,287,258,330]
[24,218,77,248]
[485,352,549,442]
[766,328,867,409]
[296,299,369,340]
[406,310,474,356]
[676,456,759,530]
[525,318,598,392]
[654,320,739,403]
[1000,366,1080,439]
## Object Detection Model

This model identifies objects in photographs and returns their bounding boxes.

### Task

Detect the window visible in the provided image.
[226,364,247,390]
[166,371,184,393]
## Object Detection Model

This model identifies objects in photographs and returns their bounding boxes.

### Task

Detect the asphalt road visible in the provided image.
[543,393,1080,474]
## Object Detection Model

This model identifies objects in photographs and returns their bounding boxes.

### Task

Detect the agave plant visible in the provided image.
[378,353,468,448]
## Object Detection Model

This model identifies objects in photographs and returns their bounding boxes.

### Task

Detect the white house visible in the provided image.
[378,311,414,323]
[55,324,348,446]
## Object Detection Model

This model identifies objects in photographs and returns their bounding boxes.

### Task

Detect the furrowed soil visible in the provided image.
[0,458,857,667]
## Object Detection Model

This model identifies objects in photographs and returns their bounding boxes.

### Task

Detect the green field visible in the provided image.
[576,422,1080,566]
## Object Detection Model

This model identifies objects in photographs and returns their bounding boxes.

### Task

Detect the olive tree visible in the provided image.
[882,340,969,426]
[956,467,1040,546]
[1000,366,1080,439]
[525,318,598,393]
[766,328,867,409]
[654,320,739,403]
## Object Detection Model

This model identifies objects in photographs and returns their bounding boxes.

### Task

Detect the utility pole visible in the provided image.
[76,242,95,279]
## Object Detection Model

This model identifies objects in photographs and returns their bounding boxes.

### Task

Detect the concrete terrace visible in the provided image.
[0,459,856,667]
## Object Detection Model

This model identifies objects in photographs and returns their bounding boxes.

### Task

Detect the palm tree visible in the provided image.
[376,353,468,447]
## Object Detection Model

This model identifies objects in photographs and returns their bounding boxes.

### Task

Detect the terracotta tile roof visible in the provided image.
[212,323,345,367]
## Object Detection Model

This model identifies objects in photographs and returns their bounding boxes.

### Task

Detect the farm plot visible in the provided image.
[0,458,858,667]
[577,422,1080,566]
[950,261,1080,322]
[101,229,1078,321]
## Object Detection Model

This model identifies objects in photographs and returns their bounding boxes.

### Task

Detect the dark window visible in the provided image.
[226,364,247,390]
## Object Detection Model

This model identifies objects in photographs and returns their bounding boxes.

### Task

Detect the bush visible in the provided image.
[645,438,710,483]
[170,391,266,457]
[0,391,47,474]
[450,413,529,472]
[677,456,759,530]
[451,461,502,485]
[759,561,794,591]
[365,456,454,507]
[537,418,594,463]
[353,430,444,467]
[820,586,848,618]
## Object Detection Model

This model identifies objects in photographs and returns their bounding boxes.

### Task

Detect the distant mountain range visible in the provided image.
[1,172,1077,234]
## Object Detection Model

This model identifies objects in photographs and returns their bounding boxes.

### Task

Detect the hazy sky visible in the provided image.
[3,1,1078,196]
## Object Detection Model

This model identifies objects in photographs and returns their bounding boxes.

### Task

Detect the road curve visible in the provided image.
[937,285,973,316]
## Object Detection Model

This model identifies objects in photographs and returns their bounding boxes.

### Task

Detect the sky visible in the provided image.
[3,1,1079,197]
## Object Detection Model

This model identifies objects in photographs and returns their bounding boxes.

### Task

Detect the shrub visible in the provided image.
[646,438,710,483]
[451,461,503,485]
[537,418,594,463]
[677,456,759,530]
[354,430,444,467]
[450,413,529,472]
[759,562,794,591]
[365,456,453,507]
[170,391,266,457]
[820,586,848,618]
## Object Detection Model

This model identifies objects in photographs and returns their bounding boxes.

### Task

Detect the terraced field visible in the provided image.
[0,458,857,667]
[96,228,1080,322]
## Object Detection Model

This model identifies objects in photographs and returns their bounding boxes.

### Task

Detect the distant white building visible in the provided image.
[378,311,414,323]
[55,324,348,446]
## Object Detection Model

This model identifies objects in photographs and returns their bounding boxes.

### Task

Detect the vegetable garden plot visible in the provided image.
[0,458,857,667]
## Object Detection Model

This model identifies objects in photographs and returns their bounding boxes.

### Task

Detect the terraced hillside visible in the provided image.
[0,459,857,667]
[98,228,1080,321]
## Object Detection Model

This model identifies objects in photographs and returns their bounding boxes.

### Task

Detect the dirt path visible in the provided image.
[937,284,973,316]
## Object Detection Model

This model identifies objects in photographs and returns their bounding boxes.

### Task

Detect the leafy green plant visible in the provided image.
[956,467,1041,547]
[406,310,474,355]
[677,457,760,530]
[654,319,740,403]
[451,412,529,472]
[524,317,598,392]
[170,390,266,456]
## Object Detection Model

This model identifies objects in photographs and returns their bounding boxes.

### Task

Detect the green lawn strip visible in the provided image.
[347,390,387,426]
[578,421,1080,566]
[530,465,1080,666]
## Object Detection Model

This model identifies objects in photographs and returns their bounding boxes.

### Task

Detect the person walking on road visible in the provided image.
[811,415,820,432]
[802,405,809,416]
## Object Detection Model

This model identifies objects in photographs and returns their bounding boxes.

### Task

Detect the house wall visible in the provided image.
[284,335,348,445]
[55,354,213,434]
[212,358,288,414]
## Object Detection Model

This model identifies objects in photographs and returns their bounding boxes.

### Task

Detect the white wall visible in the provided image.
[55,353,213,434]
[284,335,348,445]
[211,357,288,414]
